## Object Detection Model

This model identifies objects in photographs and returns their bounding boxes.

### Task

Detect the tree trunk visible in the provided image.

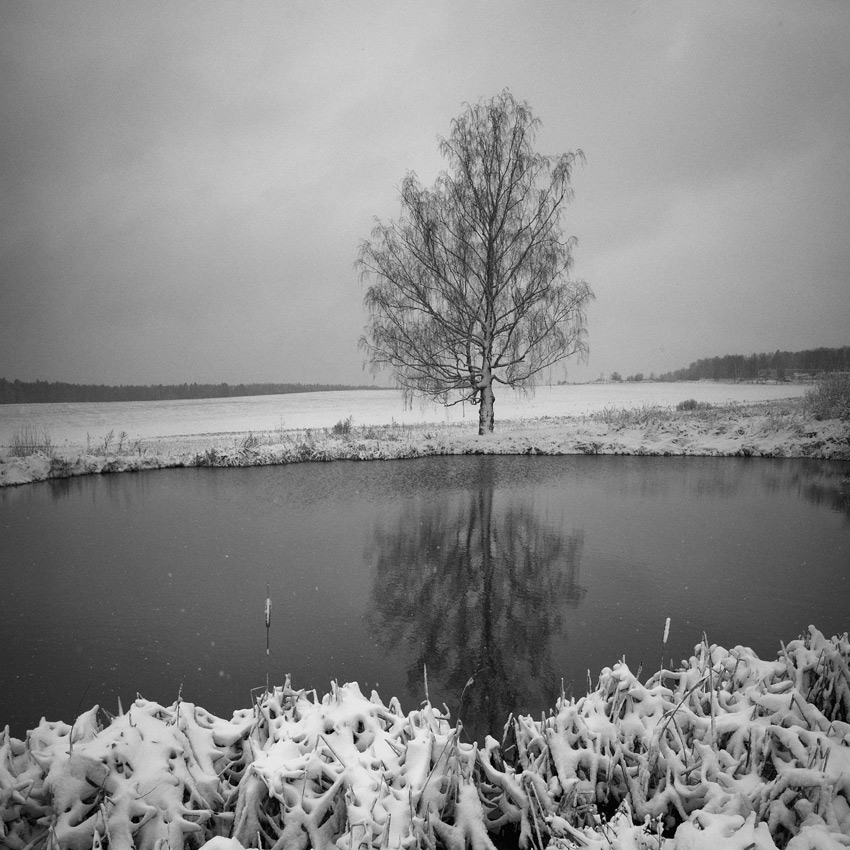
[478,382,495,435]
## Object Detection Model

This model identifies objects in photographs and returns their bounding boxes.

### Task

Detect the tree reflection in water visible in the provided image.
[367,458,586,743]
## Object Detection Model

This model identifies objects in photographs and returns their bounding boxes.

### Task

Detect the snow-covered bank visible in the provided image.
[2,626,848,849]
[1,399,848,487]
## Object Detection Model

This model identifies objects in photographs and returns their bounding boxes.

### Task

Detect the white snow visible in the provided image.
[0,382,809,449]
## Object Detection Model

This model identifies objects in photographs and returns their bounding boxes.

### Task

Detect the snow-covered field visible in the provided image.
[0,381,809,449]
[3,381,848,488]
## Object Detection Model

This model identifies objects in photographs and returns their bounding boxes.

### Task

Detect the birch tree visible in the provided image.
[357,91,594,434]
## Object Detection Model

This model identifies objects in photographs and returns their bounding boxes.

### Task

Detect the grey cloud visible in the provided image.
[1,0,848,385]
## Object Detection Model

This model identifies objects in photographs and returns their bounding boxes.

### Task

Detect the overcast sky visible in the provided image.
[2,1,848,386]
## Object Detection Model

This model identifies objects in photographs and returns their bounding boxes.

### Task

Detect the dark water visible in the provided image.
[1,456,848,743]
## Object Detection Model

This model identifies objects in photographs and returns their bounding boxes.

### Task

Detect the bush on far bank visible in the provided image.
[803,372,850,421]
[676,398,713,411]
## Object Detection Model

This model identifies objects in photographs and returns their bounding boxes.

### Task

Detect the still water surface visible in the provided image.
[1,456,848,742]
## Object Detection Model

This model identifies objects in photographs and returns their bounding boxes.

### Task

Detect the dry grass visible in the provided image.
[589,401,749,428]
[10,424,55,457]
[592,403,674,427]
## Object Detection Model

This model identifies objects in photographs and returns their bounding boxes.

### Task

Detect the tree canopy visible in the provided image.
[357,91,593,433]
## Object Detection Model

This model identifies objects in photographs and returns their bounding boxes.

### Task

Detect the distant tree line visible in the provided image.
[0,379,382,405]
[655,346,850,383]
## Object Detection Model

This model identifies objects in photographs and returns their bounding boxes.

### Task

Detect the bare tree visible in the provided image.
[357,90,594,434]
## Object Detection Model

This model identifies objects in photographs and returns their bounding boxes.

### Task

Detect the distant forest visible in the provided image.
[0,379,383,405]
[656,346,850,383]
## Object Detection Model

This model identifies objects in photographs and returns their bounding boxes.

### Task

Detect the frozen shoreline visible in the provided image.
[2,396,849,488]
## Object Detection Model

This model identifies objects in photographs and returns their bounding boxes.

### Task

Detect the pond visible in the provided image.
[1,455,848,743]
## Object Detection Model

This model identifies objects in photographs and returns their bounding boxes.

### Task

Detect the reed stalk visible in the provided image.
[660,617,671,677]
[265,584,271,694]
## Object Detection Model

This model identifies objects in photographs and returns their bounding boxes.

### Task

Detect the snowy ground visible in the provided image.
[0,381,810,448]
[4,381,847,488]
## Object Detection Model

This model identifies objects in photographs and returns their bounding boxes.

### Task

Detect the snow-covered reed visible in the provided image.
[2,626,847,849]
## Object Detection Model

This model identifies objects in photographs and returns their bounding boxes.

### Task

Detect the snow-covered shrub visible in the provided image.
[2,630,849,848]
[194,447,224,466]
[330,416,353,437]
[0,700,254,850]
[240,433,261,451]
